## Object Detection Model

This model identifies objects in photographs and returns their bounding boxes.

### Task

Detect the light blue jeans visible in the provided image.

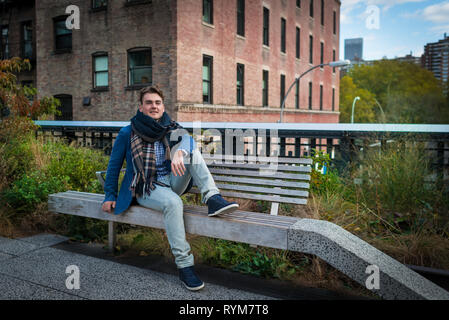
[136,147,219,269]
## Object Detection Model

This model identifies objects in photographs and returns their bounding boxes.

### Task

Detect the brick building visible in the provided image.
[3,0,341,123]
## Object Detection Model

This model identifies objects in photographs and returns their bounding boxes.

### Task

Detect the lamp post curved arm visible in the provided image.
[351,96,360,124]
[279,60,350,123]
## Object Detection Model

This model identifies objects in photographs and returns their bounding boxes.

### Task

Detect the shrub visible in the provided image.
[43,140,109,192]
[1,170,69,213]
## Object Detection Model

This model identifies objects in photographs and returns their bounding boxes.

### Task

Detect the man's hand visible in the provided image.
[102,201,116,213]
[171,149,186,176]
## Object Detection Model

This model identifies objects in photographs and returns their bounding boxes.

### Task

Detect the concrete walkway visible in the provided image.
[0,233,369,300]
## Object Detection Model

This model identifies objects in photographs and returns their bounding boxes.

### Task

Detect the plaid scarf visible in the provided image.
[129,110,181,198]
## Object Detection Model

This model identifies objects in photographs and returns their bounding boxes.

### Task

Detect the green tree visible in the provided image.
[345,60,449,124]
[339,75,377,123]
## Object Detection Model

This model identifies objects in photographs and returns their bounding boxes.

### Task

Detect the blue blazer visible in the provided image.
[103,125,194,215]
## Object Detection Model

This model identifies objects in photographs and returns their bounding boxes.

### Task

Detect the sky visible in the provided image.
[340,0,449,60]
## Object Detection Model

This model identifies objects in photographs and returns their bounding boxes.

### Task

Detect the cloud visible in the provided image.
[422,1,449,23]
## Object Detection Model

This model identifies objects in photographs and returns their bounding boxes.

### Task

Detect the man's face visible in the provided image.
[139,93,165,120]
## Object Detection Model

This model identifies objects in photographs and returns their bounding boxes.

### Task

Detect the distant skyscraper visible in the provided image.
[422,34,449,86]
[345,38,363,61]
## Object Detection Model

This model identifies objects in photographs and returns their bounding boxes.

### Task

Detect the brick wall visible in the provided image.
[176,0,341,123]
[36,0,177,121]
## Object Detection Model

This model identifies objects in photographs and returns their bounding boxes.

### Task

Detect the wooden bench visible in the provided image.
[48,154,449,300]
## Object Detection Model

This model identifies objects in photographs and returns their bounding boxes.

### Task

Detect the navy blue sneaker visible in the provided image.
[179,266,205,291]
[207,194,239,217]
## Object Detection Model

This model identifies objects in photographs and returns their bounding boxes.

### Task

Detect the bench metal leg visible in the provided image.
[108,221,116,253]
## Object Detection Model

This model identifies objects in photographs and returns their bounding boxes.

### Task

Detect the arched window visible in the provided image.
[54,94,73,120]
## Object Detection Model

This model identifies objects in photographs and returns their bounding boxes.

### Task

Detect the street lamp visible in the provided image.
[279,60,350,123]
[351,96,360,123]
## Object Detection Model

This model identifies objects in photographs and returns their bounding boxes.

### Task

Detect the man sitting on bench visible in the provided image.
[101,85,239,291]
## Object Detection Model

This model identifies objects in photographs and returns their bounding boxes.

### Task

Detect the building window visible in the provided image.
[319,85,323,110]
[295,80,299,109]
[262,70,269,107]
[296,27,300,59]
[280,18,286,54]
[21,21,33,59]
[128,48,152,86]
[320,41,324,65]
[237,63,244,105]
[333,11,336,35]
[280,74,285,107]
[321,0,324,25]
[263,7,269,46]
[93,53,108,89]
[237,0,245,36]
[92,0,107,9]
[203,0,213,24]
[1,25,9,59]
[310,0,314,18]
[308,82,312,110]
[333,49,336,73]
[203,55,213,104]
[297,0,301,8]
[53,16,72,52]
[54,94,73,121]
[332,88,335,111]
[309,35,313,64]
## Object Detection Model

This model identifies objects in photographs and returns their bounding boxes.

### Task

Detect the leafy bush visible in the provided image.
[1,170,69,213]
[43,140,109,193]
[308,149,343,196]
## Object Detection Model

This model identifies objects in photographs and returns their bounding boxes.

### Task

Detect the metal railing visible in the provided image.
[34,121,449,180]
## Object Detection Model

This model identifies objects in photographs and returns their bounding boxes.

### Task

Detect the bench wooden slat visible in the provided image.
[202,155,313,165]
[190,189,307,205]
[214,183,309,197]
[209,168,311,181]
[212,175,310,189]
[48,192,297,249]
[207,162,311,173]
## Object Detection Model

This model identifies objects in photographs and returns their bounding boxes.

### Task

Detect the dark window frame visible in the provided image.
[92,52,109,90]
[295,80,299,109]
[21,20,33,60]
[280,18,286,54]
[297,0,301,8]
[53,15,72,54]
[320,41,324,65]
[333,11,336,35]
[54,94,73,121]
[321,0,324,25]
[319,84,323,110]
[308,82,312,110]
[263,7,269,46]
[262,70,269,107]
[309,35,313,64]
[203,55,213,104]
[296,27,300,59]
[92,0,107,10]
[310,0,314,18]
[237,63,244,106]
[237,0,245,36]
[203,0,213,24]
[127,47,153,89]
[280,74,286,107]
[1,24,9,60]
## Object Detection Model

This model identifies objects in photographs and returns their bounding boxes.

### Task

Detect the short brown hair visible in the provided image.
[139,85,164,104]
